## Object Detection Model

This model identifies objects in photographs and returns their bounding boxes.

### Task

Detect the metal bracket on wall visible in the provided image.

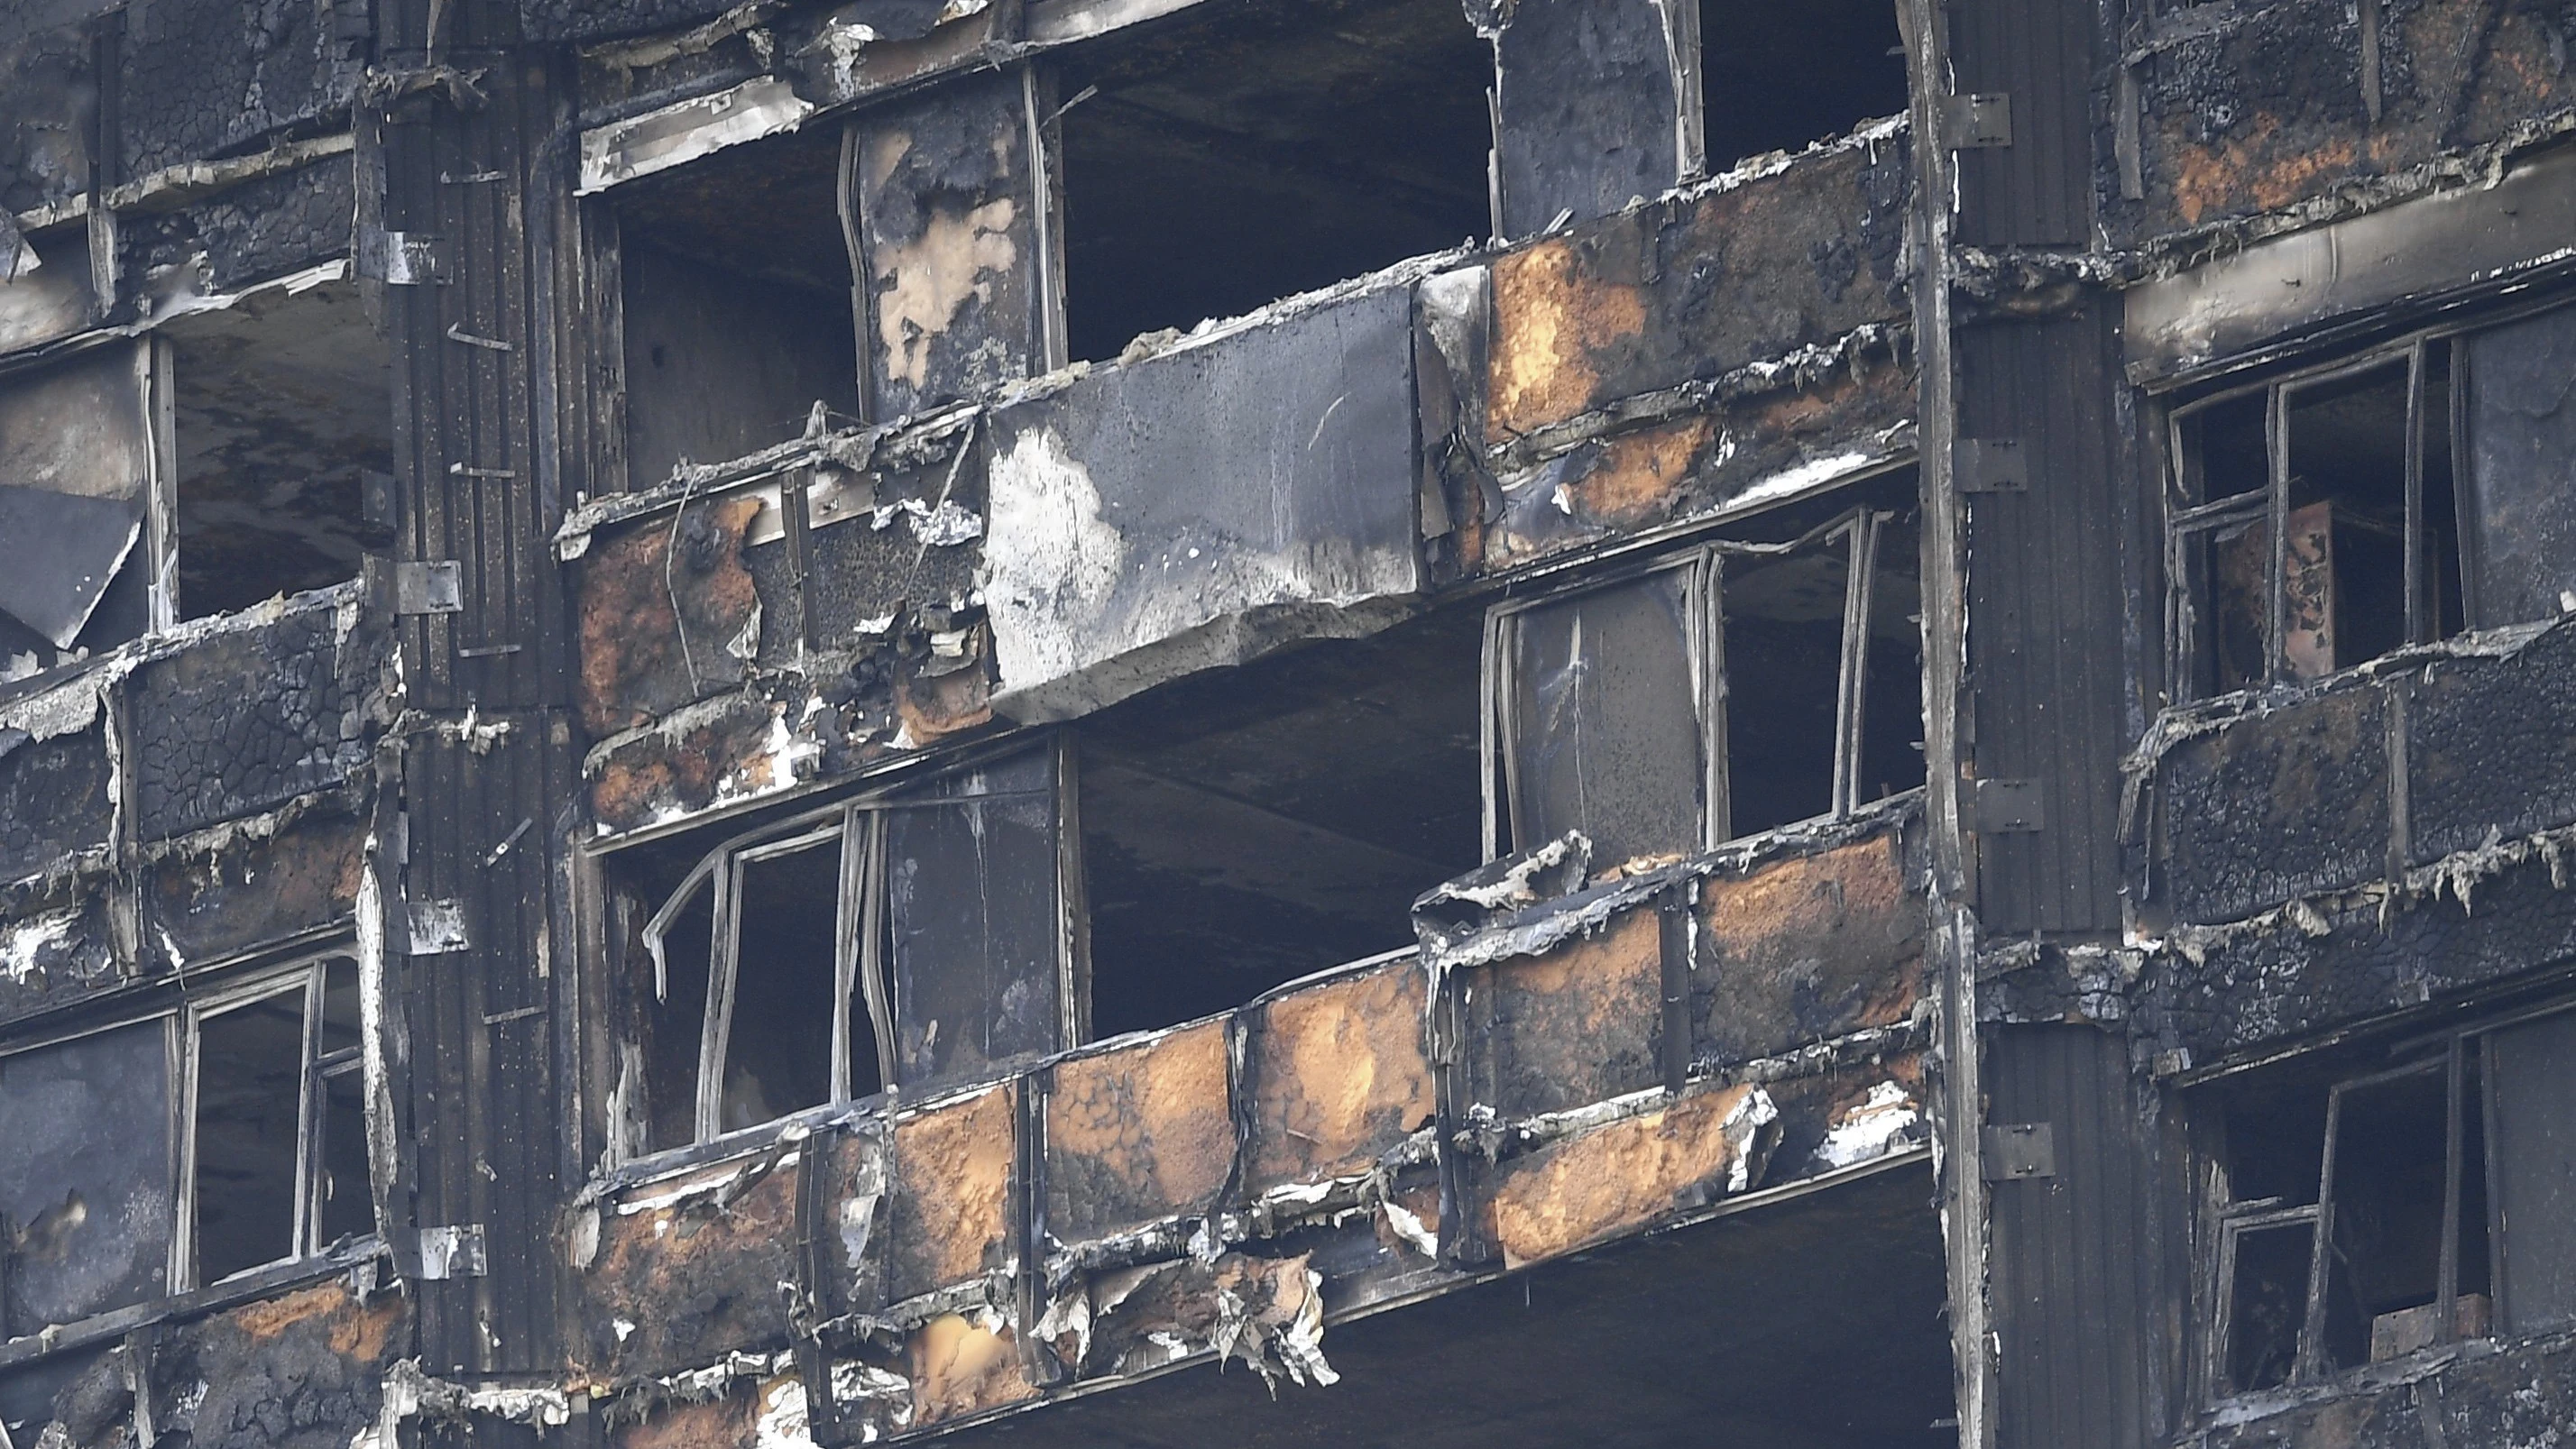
[391,560,464,614]
[1955,437,2028,493]
[1939,93,2013,150]
[1981,1123,2056,1180]
[406,1224,489,1279]
[1964,778,2045,833]
[408,898,472,954]
[359,228,445,286]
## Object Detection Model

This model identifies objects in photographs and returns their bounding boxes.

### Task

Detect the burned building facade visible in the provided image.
[0,0,2572,1444]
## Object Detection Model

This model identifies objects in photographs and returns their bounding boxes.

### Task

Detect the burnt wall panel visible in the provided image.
[2160,687,2391,925]
[982,280,1423,720]
[0,720,113,886]
[129,607,368,840]
[145,1280,408,1449]
[0,893,117,1027]
[519,0,747,44]
[123,156,357,293]
[887,1084,1016,1301]
[0,23,94,218]
[1690,830,1927,1068]
[1469,908,1662,1119]
[117,0,360,177]
[2195,1320,2576,1448]
[1489,0,1684,240]
[1044,1020,1234,1243]
[1483,135,1910,444]
[1985,1023,2157,1449]
[575,1162,799,1379]
[1960,307,2128,933]
[0,1018,175,1336]
[148,808,368,968]
[1946,0,2094,246]
[2408,623,2576,863]
[2124,0,2576,241]
[851,69,1045,422]
[1242,961,1434,1193]
[2139,856,2576,1064]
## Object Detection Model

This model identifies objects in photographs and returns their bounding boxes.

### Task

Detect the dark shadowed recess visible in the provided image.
[941,1158,1956,1449]
[1699,0,1909,171]
[1055,0,1494,362]
[1078,603,1486,1036]
[167,280,392,620]
[612,124,860,490]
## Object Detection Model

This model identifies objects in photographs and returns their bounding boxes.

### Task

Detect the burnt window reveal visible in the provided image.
[626,740,1079,1153]
[0,949,368,1337]
[1077,605,1486,1037]
[1484,472,1923,870]
[2166,298,2576,702]
[611,125,861,489]
[161,280,393,620]
[2200,1002,2576,1400]
[1053,0,1492,362]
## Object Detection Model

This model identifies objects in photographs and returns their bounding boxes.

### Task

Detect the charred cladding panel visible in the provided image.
[0,1021,175,1336]
[1987,1024,2157,1449]
[981,283,1423,721]
[129,606,367,840]
[0,720,113,886]
[1960,309,2129,932]
[116,0,360,178]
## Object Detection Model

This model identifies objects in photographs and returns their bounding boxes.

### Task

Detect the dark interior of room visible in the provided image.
[613,125,860,489]
[190,990,304,1284]
[1053,0,1493,362]
[1698,0,1910,171]
[163,280,392,621]
[1077,604,1486,1038]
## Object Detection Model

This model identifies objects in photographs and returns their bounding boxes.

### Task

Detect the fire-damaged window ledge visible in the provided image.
[0,1235,387,1376]
[2196,1307,2576,1435]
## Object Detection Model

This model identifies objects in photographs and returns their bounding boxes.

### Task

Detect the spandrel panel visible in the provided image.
[2463,306,2576,628]
[884,745,1063,1089]
[1506,568,1703,868]
[0,1020,174,1334]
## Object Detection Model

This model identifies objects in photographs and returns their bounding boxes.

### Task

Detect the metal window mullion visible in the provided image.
[294,962,323,1259]
[1697,548,1729,849]
[2450,336,2481,628]
[2265,384,2291,687]
[1832,514,1881,817]
[832,809,862,1106]
[2481,1031,2509,1331]
[2404,341,2430,645]
[1484,606,1521,859]
[2438,1035,2464,1341]
[860,809,896,1092]
[170,1012,198,1292]
[1054,731,1090,1050]
[2300,1081,2344,1381]
[696,857,743,1143]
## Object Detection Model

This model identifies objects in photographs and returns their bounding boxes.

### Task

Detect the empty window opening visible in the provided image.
[613,125,860,490]
[1487,467,1924,872]
[189,986,305,1284]
[621,740,1072,1156]
[1053,0,1492,362]
[185,953,366,1287]
[1077,605,1486,1038]
[163,280,393,620]
[2194,1015,2543,1401]
[1697,0,1909,173]
[2163,300,2576,701]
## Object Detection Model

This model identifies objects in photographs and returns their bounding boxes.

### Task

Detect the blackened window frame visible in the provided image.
[2159,291,2576,704]
[632,733,1086,1154]
[0,942,370,1320]
[2198,995,2576,1405]
[1481,500,1902,864]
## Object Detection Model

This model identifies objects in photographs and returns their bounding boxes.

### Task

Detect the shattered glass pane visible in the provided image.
[2463,305,2576,628]
[1505,567,1703,869]
[884,744,1064,1089]
[0,1019,175,1333]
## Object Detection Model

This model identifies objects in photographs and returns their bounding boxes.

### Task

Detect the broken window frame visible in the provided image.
[0,943,369,1315]
[2197,997,2576,1403]
[1480,503,1898,861]
[634,734,1085,1154]
[2160,291,2576,702]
